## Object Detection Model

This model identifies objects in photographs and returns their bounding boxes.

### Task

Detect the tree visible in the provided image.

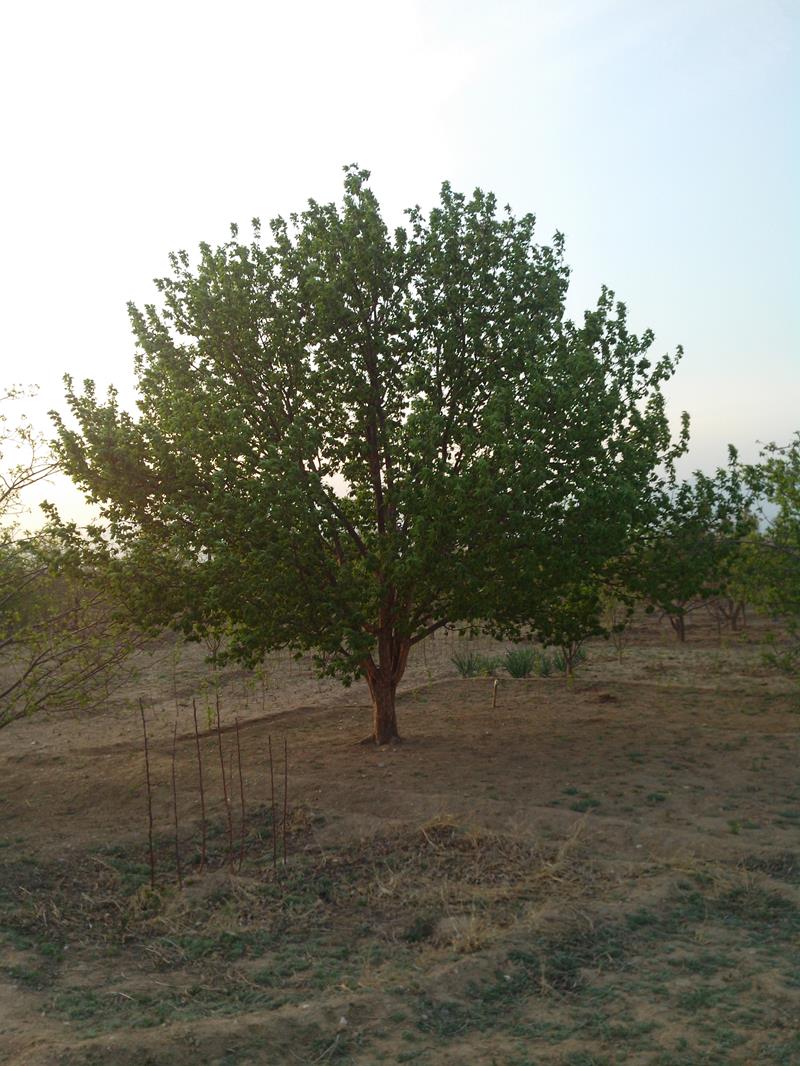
[0,531,145,729]
[742,434,800,672]
[0,392,144,730]
[621,456,748,641]
[530,580,607,679]
[0,386,56,520]
[53,168,687,743]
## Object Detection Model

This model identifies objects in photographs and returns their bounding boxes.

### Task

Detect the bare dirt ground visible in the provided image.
[1,615,799,1065]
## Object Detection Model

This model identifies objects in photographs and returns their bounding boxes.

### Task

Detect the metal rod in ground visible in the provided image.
[492,678,498,710]
[171,714,183,890]
[282,737,288,866]
[234,716,246,872]
[191,698,207,872]
[215,693,235,871]
[138,698,156,889]
[268,735,277,874]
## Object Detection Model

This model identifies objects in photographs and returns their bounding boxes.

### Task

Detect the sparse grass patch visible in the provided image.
[3,617,800,1064]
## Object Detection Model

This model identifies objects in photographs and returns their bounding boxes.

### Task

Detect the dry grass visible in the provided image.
[2,614,800,1063]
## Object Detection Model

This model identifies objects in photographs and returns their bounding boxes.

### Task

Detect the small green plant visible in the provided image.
[535,652,553,677]
[451,651,501,677]
[505,647,536,678]
[477,656,502,677]
[451,650,482,677]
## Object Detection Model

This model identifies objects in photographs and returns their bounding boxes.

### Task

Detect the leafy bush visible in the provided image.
[451,650,501,678]
[536,652,553,677]
[505,647,537,678]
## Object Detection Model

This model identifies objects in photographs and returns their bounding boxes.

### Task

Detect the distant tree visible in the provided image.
[0,532,145,730]
[743,434,800,672]
[623,455,748,641]
[530,580,607,679]
[0,391,143,730]
[53,167,688,743]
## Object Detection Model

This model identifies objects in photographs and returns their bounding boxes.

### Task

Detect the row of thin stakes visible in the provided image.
[138,694,289,890]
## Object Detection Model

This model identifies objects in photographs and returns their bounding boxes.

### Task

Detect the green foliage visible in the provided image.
[621,453,751,641]
[504,646,536,677]
[0,393,143,729]
[52,167,687,739]
[531,581,603,676]
[742,433,800,672]
[451,650,500,677]
[535,652,553,677]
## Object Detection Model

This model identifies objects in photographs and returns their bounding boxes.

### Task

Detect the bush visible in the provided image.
[451,650,501,678]
[505,647,537,678]
[536,652,553,677]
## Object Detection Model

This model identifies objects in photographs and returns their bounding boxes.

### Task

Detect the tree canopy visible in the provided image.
[53,167,688,743]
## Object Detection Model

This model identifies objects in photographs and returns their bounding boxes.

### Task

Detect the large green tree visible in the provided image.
[53,168,687,743]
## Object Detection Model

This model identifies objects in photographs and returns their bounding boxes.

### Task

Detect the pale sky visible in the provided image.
[1,0,797,523]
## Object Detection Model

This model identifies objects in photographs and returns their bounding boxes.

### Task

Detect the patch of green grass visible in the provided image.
[760,1032,800,1064]
[676,984,729,1011]
[168,928,276,961]
[416,920,631,1038]
[667,951,734,976]
[1,963,53,989]
[50,981,283,1032]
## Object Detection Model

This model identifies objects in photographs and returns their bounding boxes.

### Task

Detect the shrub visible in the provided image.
[536,652,553,677]
[451,650,501,678]
[505,647,537,678]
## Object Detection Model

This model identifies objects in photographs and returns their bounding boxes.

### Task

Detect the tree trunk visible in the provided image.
[669,614,686,642]
[369,674,399,745]
[364,633,410,745]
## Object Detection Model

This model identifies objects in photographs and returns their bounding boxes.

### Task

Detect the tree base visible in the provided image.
[356,733,403,747]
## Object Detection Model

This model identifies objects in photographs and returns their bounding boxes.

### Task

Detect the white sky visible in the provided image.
[1,0,797,524]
